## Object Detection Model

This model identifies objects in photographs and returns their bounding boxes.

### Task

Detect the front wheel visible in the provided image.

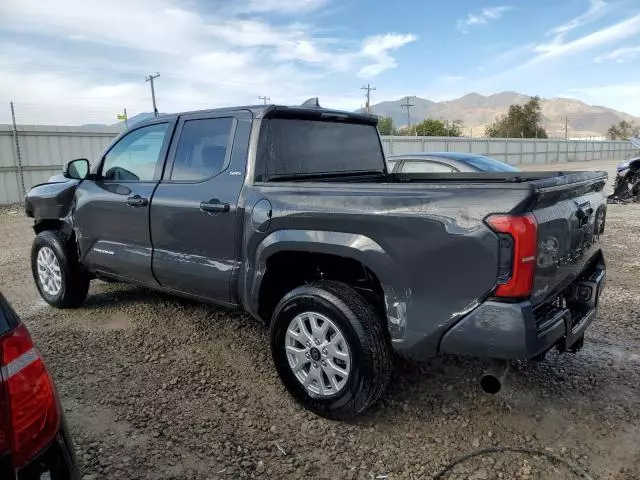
[31,231,90,308]
[270,281,392,420]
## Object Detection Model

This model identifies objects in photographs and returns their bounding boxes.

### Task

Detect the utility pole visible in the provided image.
[10,101,25,199]
[145,72,160,117]
[259,95,271,105]
[361,84,376,114]
[117,108,129,129]
[401,95,414,134]
[564,115,568,141]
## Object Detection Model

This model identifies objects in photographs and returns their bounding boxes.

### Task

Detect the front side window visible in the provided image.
[170,118,233,181]
[101,123,169,182]
[400,161,457,173]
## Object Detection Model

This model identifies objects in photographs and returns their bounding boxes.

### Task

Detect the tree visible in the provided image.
[607,120,639,140]
[377,116,395,135]
[411,118,463,137]
[485,96,548,138]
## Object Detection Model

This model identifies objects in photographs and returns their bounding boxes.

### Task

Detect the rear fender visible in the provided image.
[242,230,410,338]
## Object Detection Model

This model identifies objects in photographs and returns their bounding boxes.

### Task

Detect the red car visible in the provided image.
[0,293,79,479]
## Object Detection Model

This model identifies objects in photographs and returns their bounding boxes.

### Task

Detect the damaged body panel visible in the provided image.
[25,102,607,364]
[24,178,80,230]
[609,157,640,203]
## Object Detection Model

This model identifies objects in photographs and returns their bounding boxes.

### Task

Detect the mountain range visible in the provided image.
[365,92,640,138]
[82,91,639,139]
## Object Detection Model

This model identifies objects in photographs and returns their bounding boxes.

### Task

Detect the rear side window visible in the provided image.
[170,118,234,181]
[463,155,519,172]
[255,118,385,181]
[400,161,457,173]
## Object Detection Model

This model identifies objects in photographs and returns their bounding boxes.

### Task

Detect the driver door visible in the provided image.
[73,119,175,285]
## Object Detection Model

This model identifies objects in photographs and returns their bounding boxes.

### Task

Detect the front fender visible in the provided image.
[25,179,80,220]
[242,230,410,337]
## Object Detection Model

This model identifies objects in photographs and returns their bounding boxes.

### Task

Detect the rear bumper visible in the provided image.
[439,266,606,360]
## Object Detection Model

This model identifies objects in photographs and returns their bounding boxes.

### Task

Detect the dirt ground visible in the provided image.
[1,162,639,479]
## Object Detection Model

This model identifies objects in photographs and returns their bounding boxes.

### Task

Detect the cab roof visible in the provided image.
[133,102,378,129]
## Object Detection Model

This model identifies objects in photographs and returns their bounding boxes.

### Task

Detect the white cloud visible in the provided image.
[457,6,512,32]
[550,0,607,36]
[0,0,416,123]
[533,14,640,58]
[595,44,640,62]
[567,83,640,97]
[241,0,329,14]
[535,0,608,54]
[563,83,640,114]
[465,9,640,114]
[360,34,417,56]
[358,34,417,77]
[1,0,205,54]
[483,6,513,20]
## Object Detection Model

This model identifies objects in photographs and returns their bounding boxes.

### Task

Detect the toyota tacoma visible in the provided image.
[24,100,607,419]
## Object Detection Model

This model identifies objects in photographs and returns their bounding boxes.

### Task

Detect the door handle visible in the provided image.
[200,199,230,213]
[126,195,148,207]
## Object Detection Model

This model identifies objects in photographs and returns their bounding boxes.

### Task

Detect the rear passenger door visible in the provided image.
[149,110,252,304]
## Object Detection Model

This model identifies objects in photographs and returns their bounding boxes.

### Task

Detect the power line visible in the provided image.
[259,95,271,105]
[145,72,160,117]
[400,95,415,134]
[361,84,376,114]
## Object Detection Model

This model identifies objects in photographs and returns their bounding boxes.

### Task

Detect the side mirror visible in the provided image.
[63,158,90,180]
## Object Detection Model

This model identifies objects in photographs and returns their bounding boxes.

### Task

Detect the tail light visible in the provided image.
[0,324,59,468]
[485,213,538,298]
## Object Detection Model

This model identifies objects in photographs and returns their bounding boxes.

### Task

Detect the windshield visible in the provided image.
[463,155,520,172]
[255,118,385,181]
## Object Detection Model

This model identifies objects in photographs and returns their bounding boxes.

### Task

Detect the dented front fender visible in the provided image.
[25,179,80,220]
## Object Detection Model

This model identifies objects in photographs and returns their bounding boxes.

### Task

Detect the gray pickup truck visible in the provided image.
[25,100,607,419]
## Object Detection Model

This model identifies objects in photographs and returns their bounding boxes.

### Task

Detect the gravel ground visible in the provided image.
[1,172,639,479]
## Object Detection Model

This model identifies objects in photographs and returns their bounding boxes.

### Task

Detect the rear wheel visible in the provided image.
[270,281,392,420]
[31,231,90,308]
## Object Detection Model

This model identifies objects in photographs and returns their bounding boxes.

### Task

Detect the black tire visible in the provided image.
[31,230,90,308]
[270,281,393,420]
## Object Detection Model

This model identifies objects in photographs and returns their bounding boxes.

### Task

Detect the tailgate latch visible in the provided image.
[575,201,593,227]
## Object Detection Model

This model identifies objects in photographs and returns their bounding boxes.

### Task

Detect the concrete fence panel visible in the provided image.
[1,126,639,204]
[0,125,119,204]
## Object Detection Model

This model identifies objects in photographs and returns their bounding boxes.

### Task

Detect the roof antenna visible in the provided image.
[301,97,321,108]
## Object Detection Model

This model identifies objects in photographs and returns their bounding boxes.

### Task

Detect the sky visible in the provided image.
[2,0,640,124]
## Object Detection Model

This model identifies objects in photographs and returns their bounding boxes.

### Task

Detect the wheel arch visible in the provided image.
[33,219,74,237]
[243,230,409,338]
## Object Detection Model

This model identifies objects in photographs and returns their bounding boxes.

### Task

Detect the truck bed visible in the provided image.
[254,169,607,356]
